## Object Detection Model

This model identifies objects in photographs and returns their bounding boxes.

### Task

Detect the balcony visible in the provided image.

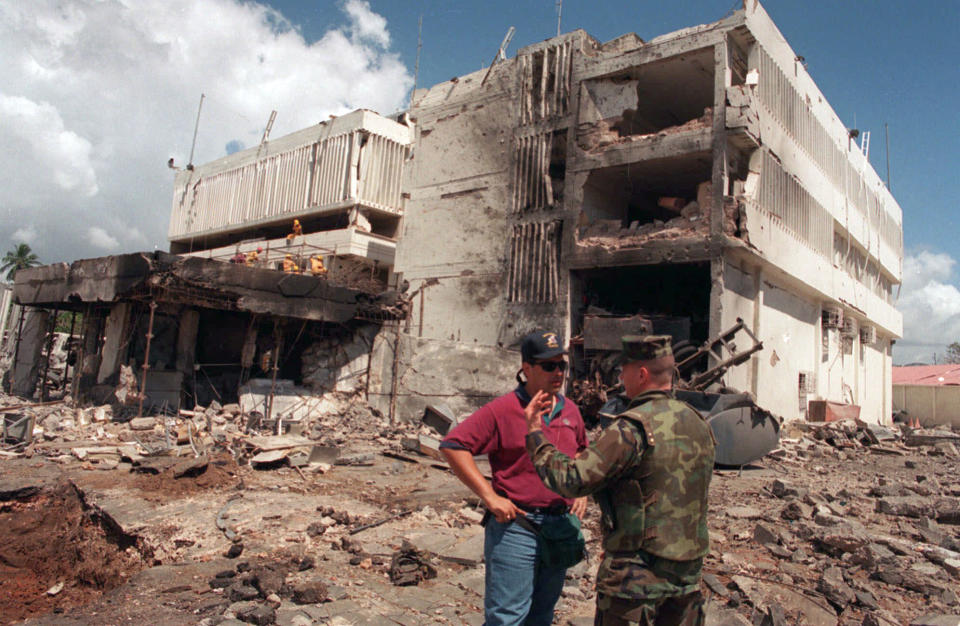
[168,109,411,246]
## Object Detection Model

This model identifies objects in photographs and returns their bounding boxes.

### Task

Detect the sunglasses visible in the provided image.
[534,360,567,373]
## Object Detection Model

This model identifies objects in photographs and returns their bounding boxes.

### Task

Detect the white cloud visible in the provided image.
[0,93,98,199]
[87,226,119,250]
[894,250,960,364]
[0,0,412,264]
[11,226,38,245]
[344,0,390,48]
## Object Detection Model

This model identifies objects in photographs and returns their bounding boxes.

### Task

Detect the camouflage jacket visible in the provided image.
[526,389,715,599]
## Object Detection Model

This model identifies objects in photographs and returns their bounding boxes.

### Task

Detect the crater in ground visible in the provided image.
[0,479,147,623]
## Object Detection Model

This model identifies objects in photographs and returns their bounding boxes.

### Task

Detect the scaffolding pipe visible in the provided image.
[71,304,91,407]
[266,320,282,432]
[388,322,401,424]
[39,305,59,402]
[10,306,25,392]
[137,301,158,419]
[63,311,77,392]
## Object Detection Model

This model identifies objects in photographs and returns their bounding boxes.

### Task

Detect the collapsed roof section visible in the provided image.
[13,251,404,323]
[9,252,409,410]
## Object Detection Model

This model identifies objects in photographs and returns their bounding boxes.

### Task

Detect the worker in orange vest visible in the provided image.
[287,219,303,240]
[310,255,328,277]
[245,247,263,266]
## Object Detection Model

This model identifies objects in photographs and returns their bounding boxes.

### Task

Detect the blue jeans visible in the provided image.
[484,512,568,626]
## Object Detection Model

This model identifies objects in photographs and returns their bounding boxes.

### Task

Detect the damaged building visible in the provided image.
[390,0,902,424]
[10,253,406,423]
[10,0,902,426]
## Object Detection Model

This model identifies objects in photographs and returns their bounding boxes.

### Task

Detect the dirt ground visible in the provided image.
[0,477,143,622]
[1,408,959,625]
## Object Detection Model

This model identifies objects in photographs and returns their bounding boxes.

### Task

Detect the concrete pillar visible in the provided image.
[11,308,50,397]
[2,303,21,353]
[72,309,102,401]
[97,302,131,383]
[710,38,731,236]
[883,339,892,426]
[750,265,763,398]
[175,308,200,378]
[348,131,362,199]
[241,319,258,369]
[0,286,13,343]
[79,310,101,378]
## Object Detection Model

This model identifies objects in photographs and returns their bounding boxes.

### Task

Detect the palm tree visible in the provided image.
[1,243,40,281]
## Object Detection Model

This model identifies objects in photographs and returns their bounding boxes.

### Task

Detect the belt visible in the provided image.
[517,503,569,515]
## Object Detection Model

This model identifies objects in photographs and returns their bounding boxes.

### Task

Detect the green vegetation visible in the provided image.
[1,243,40,281]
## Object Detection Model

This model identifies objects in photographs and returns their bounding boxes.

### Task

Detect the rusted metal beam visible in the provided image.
[138,301,158,418]
[266,319,282,432]
[63,311,77,392]
[10,306,25,391]
[39,305,59,402]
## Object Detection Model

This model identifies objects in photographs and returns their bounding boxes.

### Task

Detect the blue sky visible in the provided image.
[1,0,958,362]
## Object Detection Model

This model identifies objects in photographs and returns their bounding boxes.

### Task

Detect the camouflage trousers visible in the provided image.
[593,591,704,626]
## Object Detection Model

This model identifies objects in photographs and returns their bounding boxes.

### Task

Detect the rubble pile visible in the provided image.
[577,182,745,249]
[577,107,714,153]
[38,331,74,391]
[3,384,960,624]
[704,420,960,625]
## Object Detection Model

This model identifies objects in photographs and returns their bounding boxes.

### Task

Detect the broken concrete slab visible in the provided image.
[908,616,960,626]
[726,506,763,520]
[403,529,459,556]
[437,529,485,566]
[732,575,837,626]
[421,403,457,436]
[876,496,936,518]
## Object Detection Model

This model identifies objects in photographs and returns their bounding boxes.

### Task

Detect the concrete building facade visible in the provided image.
[163,1,904,424]
[169,109,413,290]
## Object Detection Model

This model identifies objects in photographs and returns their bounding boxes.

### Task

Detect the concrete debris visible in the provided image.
[0,379,956,624]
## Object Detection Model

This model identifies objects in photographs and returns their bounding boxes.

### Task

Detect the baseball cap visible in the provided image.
[521,329,566,362]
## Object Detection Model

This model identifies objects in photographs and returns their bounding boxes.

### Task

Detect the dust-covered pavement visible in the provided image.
[1,392,959,625]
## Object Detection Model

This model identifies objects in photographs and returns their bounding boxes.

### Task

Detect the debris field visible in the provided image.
[1,391,959,626]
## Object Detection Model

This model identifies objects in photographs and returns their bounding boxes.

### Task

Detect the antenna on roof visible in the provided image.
[556,0,562,36]
[481,26,515,86]
[187,93,205,170]
[411,14,423,108]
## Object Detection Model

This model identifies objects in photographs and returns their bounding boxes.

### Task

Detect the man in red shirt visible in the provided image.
[441,329,587,626]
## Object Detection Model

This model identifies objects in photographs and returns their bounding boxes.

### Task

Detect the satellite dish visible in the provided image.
[708,405,780,466]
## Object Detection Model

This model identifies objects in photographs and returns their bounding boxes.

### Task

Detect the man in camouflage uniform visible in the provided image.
[524,335,715,625]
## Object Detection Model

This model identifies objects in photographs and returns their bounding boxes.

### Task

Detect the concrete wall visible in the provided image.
[752,277,819,421]
[859,339,890,424]
[0,285,14,342]
[367,328,520,423]
[396,66,521,348]
[744,0,902,281]
[10,308,49,397]
[717,260,759,394]
[169,110,411,243]
[893,385,960,429]
[717,256,891,423]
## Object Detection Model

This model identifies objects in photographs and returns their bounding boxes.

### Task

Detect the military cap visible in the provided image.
[521,329,566,362]
[619,334,673,363]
